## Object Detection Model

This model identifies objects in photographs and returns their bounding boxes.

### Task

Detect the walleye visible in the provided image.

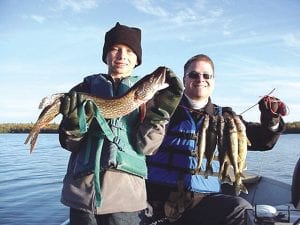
[196,114,209,173]
[226,117,238,172]
[227,116,248,195]
[25,67,169,153]
[226,116,240,194]
[204,115,218,178]
[234,116,248,175]
[234,115,249,195]
[190,112,250,195]
[217,115,231,183]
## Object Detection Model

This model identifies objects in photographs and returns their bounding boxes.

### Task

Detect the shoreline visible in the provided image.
[1,122,300,134]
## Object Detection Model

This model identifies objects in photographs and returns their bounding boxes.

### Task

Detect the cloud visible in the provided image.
[125,0,232,45]
[21,14,46,24]
[129,0,168,17]
[218,54,300,78]
[171,8,197,25]
[56,0,98,12]
[30,15,46,23]
[129,0,225,26]
[282,33,300,48]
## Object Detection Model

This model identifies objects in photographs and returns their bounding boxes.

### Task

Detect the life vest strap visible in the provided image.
[162,146,198,157]
[148,161,219,177]
[167,130,198,140]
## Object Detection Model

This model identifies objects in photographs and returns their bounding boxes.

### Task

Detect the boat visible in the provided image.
[60,157,300,225]
[223,157,300,225]
[60,219,70,225]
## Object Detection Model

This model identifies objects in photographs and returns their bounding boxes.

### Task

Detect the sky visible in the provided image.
[1,0,300,124]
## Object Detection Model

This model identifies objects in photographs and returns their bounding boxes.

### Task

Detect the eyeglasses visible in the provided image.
[186,71,213,80]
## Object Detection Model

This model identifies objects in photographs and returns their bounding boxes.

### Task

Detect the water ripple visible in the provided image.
[0,134,70,225]
[0,133,299,224]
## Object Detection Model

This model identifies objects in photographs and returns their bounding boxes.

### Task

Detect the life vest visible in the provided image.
[147,103,222,193]
[72,74,147,206]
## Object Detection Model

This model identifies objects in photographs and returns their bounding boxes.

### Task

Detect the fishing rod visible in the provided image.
[239,88,276,115]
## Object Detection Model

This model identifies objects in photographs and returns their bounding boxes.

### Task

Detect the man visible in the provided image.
[58,22,183,225]
[146,54,286,225]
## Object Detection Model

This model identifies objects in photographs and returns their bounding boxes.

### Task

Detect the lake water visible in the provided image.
[0,133,299,225]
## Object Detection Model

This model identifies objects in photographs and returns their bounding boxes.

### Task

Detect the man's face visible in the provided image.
[183,60,215,101]
[106,44,138,78]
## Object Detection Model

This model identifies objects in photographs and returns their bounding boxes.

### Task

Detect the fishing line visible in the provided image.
[240,88,276,115]
[247,151,266,205]
[241,88,276,203]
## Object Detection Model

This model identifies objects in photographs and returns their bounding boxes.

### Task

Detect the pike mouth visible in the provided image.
[150,68,168,90]
[139,68,169,101]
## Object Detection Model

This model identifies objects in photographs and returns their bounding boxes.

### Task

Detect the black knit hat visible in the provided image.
[102,22,142,67]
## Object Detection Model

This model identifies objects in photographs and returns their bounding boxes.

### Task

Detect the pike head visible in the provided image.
[134,67,169,103]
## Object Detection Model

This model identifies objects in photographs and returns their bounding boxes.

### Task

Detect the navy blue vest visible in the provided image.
[147,102,222,193]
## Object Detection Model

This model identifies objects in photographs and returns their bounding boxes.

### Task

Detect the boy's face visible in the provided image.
[106,44,138,79]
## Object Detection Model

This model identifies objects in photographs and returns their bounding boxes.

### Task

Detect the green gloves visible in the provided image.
[60,67,184,130]
[60,91,94,132]
[144,67,183,125]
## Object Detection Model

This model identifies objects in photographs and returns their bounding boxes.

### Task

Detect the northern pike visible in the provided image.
[196,114,209,172]
[25,67,170,153]
[204,115,218,178]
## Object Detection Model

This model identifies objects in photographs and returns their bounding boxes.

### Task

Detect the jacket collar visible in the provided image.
[180,95,215,116]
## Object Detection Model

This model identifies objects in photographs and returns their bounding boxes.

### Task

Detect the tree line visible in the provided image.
[1,122,300,134]
[0,123,59,133]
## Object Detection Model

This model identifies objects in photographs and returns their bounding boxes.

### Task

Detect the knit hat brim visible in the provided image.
[102,22,142,67]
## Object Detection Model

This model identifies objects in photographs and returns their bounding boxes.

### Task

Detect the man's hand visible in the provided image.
[259,96,287,128]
